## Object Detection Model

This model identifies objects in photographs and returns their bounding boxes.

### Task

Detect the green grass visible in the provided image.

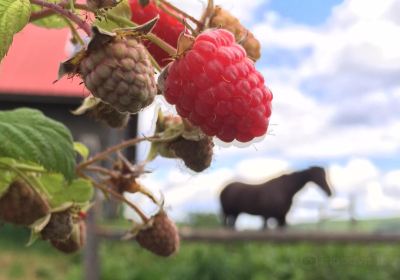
[99,241,400,280]
[2,218,400,280]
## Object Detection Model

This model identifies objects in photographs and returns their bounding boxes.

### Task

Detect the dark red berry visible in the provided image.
[129,0,185,67]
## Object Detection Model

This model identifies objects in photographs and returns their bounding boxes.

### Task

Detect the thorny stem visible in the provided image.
[63,17,85,46]
[30,8,55,21]
[86,160,159,206]
[96,183,149,223]
[30,0,92,36]
[158,0,203,28]
[30,1,85,21]
[105,13,177,56]
[145,33,176,56]
[30,2,177,57]
[77,136,161,170]
[69,0,76,13]
[85,165,115,176]
[78,172,149,223]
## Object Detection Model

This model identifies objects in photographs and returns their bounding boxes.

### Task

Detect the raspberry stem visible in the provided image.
[105,13,177,56]
[94,182,149,223]
[30,0,92,36]
[63,17,85,47]
[77,137,148,170]
[30,2,177,57]
[77,135,164,171]
[78,171,149,224]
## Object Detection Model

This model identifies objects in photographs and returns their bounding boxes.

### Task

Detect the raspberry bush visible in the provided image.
[0,0,273,257]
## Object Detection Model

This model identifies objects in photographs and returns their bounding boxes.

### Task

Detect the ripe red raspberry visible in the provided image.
[163,29,273,143]
[129,0,184,67]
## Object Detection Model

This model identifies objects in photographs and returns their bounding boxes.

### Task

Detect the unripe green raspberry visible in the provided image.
[79,35,157,113]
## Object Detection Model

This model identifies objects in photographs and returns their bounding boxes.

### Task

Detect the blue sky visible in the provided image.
[127,0,400,227]
[267,0,343,25]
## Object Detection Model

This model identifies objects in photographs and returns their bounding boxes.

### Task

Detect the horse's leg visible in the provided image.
[277,216,287,228]
[221,212,228,227]
[262,217,269,230]
[227,215,238,229]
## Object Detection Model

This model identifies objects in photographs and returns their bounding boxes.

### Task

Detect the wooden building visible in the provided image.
[0,24,137,160]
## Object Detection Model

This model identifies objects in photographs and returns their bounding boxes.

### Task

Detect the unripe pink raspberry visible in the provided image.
[70,29,158,114]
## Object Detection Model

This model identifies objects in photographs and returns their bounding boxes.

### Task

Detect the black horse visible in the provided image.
[220,166,333,229]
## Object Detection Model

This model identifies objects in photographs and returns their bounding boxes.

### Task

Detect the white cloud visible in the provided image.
[132,0,400,223]
[168,0,267,24]
[329,158,380,192]
[235,157,290,182]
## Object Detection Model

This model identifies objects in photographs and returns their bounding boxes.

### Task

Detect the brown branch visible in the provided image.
[93,181,149,224]
[77,136,159,170]
[77,170,149,224]
[30,8,54,21]
[30,0,92,36]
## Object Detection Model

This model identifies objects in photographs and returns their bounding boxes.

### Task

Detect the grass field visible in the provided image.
[1,216,400,280]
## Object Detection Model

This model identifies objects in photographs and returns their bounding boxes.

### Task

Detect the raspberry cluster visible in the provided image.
[0,180,86,254]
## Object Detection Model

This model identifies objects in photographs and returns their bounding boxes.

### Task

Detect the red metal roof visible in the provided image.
[0,24,89,98]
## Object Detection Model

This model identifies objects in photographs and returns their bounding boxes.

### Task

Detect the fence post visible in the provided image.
[84,196,101,280]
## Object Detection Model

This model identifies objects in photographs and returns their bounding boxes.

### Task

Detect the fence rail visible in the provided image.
[96,227,400,244]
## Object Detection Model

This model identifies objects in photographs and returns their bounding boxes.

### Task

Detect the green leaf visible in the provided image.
[39,173,94,208]
[31,2,68,29]
[0,108,76,181]
[74,142,90,161]
[94,0,132,31]
[0,0,31,61]
[0,157,50,198]
[0,169,14,197]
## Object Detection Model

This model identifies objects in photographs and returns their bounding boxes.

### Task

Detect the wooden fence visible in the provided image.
[96,226,400,244]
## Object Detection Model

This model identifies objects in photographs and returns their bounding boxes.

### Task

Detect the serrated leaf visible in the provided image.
[94,0,132,31]
[0,0,31,61]
[0,108,76,181]
[31,2,68,29]
[39,173,94,208]
[74,142,90,160]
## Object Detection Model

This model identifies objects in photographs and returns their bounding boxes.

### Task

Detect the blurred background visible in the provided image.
[1,0,400,279]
